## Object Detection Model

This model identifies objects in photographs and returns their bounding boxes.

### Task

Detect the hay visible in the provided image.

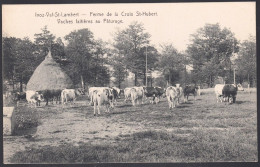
[26,51,73,91]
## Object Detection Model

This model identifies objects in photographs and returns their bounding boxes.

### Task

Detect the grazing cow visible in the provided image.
[38,89,63,105]
[92,88,114,116]
[111,86,123,98]
[124,87,132,103]
[183,85,198,102]
[166,86,178,109]
[130,87,144,106]
[154,86,166,102]
[26,90,44,107]
[49,89,63,104]
[143,87,158,104]
[215,84,244,103]
[143,87,165,104]
[14,92,26,101]
[61,88,84,105]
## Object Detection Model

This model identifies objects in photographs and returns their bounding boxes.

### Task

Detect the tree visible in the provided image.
[158,44,186,86]
[187,23,239,87]
[113,22,152,86]
[64,29,110,88]
[64,28,95,88]
[110,52,127,88]
[235,35,256,87]
[34,25,55,56]
[3,37,38,92]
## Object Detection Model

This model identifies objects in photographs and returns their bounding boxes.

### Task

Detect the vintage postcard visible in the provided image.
[2,2,257,164]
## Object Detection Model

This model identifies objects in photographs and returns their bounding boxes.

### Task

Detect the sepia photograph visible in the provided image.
[2,2,257,164]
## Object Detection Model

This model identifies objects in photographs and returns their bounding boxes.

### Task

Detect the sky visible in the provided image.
[2,2,256,52]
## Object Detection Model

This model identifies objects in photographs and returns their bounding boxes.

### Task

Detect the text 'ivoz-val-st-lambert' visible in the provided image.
[34,11,158,18]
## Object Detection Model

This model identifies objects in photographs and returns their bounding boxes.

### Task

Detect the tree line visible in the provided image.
[3,22,256,93]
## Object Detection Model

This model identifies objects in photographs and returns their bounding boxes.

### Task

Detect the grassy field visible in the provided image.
[4,88,257,163]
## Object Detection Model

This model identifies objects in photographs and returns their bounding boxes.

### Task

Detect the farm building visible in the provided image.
[26,50,73,91]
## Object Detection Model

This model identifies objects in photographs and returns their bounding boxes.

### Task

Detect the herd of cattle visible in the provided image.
[10,83,245,115]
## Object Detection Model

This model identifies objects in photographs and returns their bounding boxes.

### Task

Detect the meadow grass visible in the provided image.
[9,89,257,163]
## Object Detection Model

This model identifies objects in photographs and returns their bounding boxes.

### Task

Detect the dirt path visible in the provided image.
[3,106,145,164]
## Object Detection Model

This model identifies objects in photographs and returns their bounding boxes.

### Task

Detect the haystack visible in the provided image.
[26,51,73,91]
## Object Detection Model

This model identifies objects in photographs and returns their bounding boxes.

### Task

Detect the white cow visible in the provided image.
[130,87,144,106]
[166,86,178,109]
[89,87,111,105]
[175,86,183,105]
[92,88,114,116]
[61,88,83,105]
[26,90,44,107]
[124,87,132,103]
[214,84,225,103]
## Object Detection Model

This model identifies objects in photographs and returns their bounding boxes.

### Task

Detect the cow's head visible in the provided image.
[35,92,44,102]
[237,84,244,91]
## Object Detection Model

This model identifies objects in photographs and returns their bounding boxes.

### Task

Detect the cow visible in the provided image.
[214,84,226,103]
[124,87,132,103]
[61,88,85,105]
[92,88,114,116]
[154,86,166,103]
[143,87,164,104]
[143,87,157,104]
[215,84,244,103]
[111,86,123,98]
[183,85,198,102]
[130,87,145,106]
[38,89,63,105]
[175,86,183,105]
[166,86,178,109]
[89,87,112,106]
[14,92,26,101]
[110,87,121,105]
[26,90,44,107]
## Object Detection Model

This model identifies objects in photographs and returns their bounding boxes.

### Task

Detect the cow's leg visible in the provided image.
[97,104,101,115]
[132,97,135,106]
[93,102,96,116]
[106,104,110,113]
[167,96,172,109]
[216,94,219,103]
[45,98,48,106]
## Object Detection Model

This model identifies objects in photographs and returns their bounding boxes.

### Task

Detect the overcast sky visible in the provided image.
[2,2,256,52]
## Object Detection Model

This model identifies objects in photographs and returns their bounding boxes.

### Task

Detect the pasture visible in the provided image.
[3,88,257,163]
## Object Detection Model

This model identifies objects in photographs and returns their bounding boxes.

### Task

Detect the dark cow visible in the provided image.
[143,87,157,104]
[38,89,63,105]
[143,87,165,104]
[154,87,165,102]
[183,85,198,102]
[222,84,243,103]
[110,87,119,105]
[14,92,26,101]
